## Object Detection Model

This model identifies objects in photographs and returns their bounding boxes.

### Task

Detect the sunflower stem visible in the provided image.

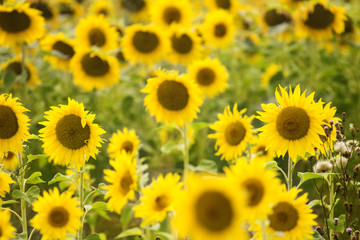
[329,174,334,238]
[183,124,189,185]
[261,220,267,240]
[78,166,85,240]
[18,152,28,240]
[287,155,293,190]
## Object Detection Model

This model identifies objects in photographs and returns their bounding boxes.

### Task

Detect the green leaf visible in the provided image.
[48,172,72,185]
[188,160,218,174]
[27,154,48,162]
[308,199,321,208]
[26,186,40,203]
[27,134,40,140]
[85,233,101,240]
[2,69,16,90]
[120,204,133,229]
[160,142,183,154]
[297,172,335,185]
[12,190,31,203]
[265,161,278,170]
[191,122,209,132]
[92,183,108,195]
[155,231,174,240]
[91,202,108,211]
[0,200,18,205]
[115,227,143,239]
[26,172,45,184]
[337,214,346,233]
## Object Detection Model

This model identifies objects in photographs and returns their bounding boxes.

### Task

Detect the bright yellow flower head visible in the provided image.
[0,210,16,239]
[89,0,114,18]
[0,151,19,171]
[107,128,140,159]
[0,171,14,198]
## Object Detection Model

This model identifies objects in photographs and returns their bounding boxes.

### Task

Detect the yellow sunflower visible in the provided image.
[0,210,16,239]
[134,173,182,226]
[208,104,254,161]
[0,94,30,155]
[141,69,203,126]
[70,48,120,91]
[0,171,14,198]
[187,57,228,98]
[173,174,248,240]
[121,24,169,65]
[107,128,140,159]
[200,10,236,48]
[104,153,138,214]
[1,151,18,171]
[260,8,293,41]
[39,98,105,168]
[30,188,82,240]
[261,63,281,88]
[251,136,276,162]
[252,187,317,240]
[29,0,58,25]
[257,85,325,161]
[150,0,193,28]
[40,33,75,71]
[54,0,83,21]
[119,0,148,21]
[89,0,114,17]
[0,3,45,47]
[75,15,118,51]
[279,0,306,9]
[295,1,346,41]
[205,0,241,15]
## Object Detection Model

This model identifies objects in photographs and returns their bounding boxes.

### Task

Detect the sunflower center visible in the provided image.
[121,0,145,13]
[58,4,74,16]
[342,16,354,35]
[225,121,246,146]
[0,226,2,236]
[214,23,227,38]
[81,53,109,77]
[196,68,215,86]
[132,31,159,53]
[0,10,31,33]
[264,9,292,27]
[30,2,54,20]
[0,105,19,140]
[215,0,231,10]
[304,4,334,29]
[154,194,170,211]
[121,141,133,153]
[98,9,109,16]
[196,191,233,232]
[48,206,69,228]
[5,61,31,81]
[163,7,181,25]
[269,201,299,231]
[88,28,106,47]
[171,33,193,54]
[55,114,90,150]
[276,107,310,141]
[242,178,265,207]
[157,80,189,111]
[256,146,268,156]
[52,41,75,60]
[120,171,133,195]
[3,151,14,160]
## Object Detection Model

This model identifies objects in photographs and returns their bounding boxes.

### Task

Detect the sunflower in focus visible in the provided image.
[89,0,114,17]
[1,151,18,171]
[0,210,16,239]
[70,48,120,91]
[295,2,346,41]
[205,0,240,15]
[251,136,276,162]
[107,128,140,159]
[30,188,82,240]
[104,153,138,214]
[208,104,254,161]
[0,3,45,47]
[119,0,148,21]
[0,172,14,198]
[39,98,105,168]
[141,69,203,126]
[122,24,169,65]
[0,94,30,155]
[173,174,248,240]
[257,85,325,161]
[187,58,228,98]
[134,173,182,226]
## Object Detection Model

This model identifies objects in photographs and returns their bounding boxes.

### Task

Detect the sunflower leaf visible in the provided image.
[0,200,18,205]
[12,190,31,203]
[48,172,73,185]
[85,234,101,240]
[26,171,45,184]
[155,231,174,240]
[120,204,133,229]
[26,186,40,203]
[115,227,143,239]
[27,154,48,162]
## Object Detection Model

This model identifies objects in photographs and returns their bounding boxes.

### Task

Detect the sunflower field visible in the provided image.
[0,0,360,239]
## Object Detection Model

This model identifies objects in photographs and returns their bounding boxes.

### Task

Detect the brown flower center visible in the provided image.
[0,105,19,139]
[304,4,334,29]
[154,194,170,211]
[342,16,354,35]
[3,151,14,160]
[58,4,74,16]
[5,61,31,81]
[132,30,159,53]
[121,0,145,13]
[269,201,299,231]
[215,0,231,10]
[30,2,54,20]
[0,10,31,33]
[121,141,134,153]
[171,33,193,54]
[157,80,189,111]
[52,41,75,60]
[196,68,215,86]
[120,171,133,195]
[81,53,109,77]
[48,207,70,228]
[242,178,265,207]
[256,146,268,156]
[214,23,227,38]
[98,9,109,16]
[225,121,246,146]
[88,28,106,47]
[163,7,181,25]
[116,50,126,63]
[264,9,292,27]
[276,107,310,140]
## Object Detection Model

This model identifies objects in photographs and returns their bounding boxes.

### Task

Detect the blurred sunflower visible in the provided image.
[261,63,281,88]
[75,15,118,51]
[30,188,82,240]
[0,172,14,197]
[119,0,148,20]
[208,104,254,161]
[0,94,30,155]
[0,210,16,239]
[134,173,182,226]
[122,24,169,65]
[104,153,138,214]
[141,69,203,126]
[251,136,276,162]
[0,3,45,47]
[187,58,228,98]
[1,151,18,171]
[70,48,120,91]
[40,33,75,71]
[107,128,140,159]
[54,0,83,21]
[89,0,114,17]
[159,124,194,148]
[205,0,240,15]
[279,0,306,9]
[200,10,236,48]
[173,174,248,240]
[29,0,58,25]
[39,98,105,168]
[257,85,325,161]
[261,8,293,41]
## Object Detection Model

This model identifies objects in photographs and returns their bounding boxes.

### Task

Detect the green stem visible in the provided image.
[78,167,85,240]
[183,124,189,185]
[18,153,28,240]
[28,228,36,240]
[1,207,22,223]
[287,155,293,191]
[329,175,334,238]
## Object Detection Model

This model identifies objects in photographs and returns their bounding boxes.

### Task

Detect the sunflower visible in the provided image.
[141,69,203,126]
[107,128,140,159]
[134,173,182,226]
[167,26,203,64]
[224,158,281,221]
[54,0,83,21]
[75,15,118,51]
[208,104,254,161]
[30,188,82,240]
[0,94,30,155]
[251,187,317,240]
[295,1,346,41]
[29,0,58,25]
[257,85,325,161]
[251,136,276,162]
[200,10,236,48]
[119,0,148,21]
[173,174,248,240]
[0,171,14,198]
[89,0,114,17]
[150,0,193,29]
[0,210,16,239]
[261,63,281,88]
[39,98,105,168]
[121,24,169,65]
[0,3,45,47]
[104,153,138,214]
[159,124,195,148]
[205,0,241,15]
[260,8,293,41]
[70,48,120,91]
[1,151,18,171]
[40,33,75,71]
[279,0,307,9]
[0,57,40,89]
[187,58,228,98]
